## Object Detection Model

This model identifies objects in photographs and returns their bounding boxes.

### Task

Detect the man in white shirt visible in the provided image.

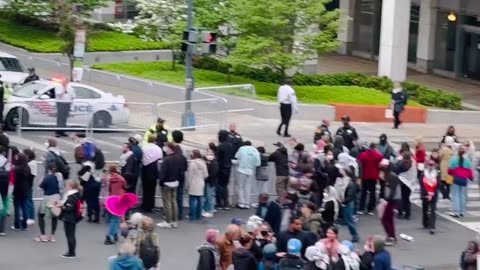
[276,78,298,137]
[54,78,76,137]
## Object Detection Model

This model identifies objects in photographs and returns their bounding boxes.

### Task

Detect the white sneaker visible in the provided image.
[202,212,214,218]
[251,203,259,208]
[27,219,35,226]
[171,222,178,228]
[156,222,172,229]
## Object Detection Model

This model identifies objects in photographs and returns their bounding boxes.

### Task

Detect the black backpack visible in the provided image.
[49,151,70,179]
[93,148,105,170]
[137,232,160,269]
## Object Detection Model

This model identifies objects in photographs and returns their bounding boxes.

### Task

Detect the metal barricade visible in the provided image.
[16,100,92,136]
[156,98,228,131]
[86,101,156,136]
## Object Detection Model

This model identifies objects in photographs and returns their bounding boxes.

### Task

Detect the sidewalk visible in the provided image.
[317,54,480,108]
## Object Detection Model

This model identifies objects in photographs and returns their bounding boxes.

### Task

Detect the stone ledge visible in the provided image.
[332,103,427,123]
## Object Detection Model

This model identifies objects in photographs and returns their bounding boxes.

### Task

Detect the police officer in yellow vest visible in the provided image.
[143,117,172,149]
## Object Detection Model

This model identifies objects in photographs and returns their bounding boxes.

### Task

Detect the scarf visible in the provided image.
[423,169,438,195]
[61,189,78,206]
[305,245,330,270]
[323,187,339,220]
[198,242,221,270]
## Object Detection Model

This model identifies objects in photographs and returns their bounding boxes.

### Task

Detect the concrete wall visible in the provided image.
[427,109,480,125]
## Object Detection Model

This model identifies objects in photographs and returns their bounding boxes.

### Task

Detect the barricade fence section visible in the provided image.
[156,98,228,131]
[32,160,278,208]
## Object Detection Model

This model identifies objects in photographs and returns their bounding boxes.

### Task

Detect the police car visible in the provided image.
[0,52,29,87]
[4,79,130,130]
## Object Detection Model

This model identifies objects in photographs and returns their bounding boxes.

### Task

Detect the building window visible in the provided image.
[408,5,420,63]
[434,10,456,72]
[353,0,376,53]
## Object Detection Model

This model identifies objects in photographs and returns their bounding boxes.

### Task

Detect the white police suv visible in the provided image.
[4,79,130,130]
[0,52,29,87]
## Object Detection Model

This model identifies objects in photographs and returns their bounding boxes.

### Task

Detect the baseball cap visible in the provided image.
[231,218,245,225]
[273,142,284,147]
[287,238,302,256]
[157,117,166,123]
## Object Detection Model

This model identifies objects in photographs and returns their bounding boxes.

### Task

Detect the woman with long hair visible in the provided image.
[60,180,82,258]
[12,153,31,231]
[448,147,474,218]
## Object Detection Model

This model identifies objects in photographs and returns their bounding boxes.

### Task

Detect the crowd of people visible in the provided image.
[0,112,479,269]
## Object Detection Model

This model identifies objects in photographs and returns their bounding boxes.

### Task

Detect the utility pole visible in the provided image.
[182,0,195,128]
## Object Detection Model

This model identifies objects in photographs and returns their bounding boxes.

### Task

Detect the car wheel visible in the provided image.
[5,108,29,131]
[93,111,111,129]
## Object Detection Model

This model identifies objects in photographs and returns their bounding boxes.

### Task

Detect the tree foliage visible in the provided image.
[227,0,341,79]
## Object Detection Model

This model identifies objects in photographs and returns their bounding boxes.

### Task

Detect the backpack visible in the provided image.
[49,151,70,179]
[75,199,84,223]
[137,232,160,269]
[82,142,96,161]
[0,160,9,179]
[93,147,105,170]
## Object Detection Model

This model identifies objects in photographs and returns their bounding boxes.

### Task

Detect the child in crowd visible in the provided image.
[104,193,138,245]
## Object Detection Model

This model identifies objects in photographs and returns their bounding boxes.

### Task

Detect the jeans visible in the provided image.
[381,201,396,239]
[176,181,184,220]
[161,186,178,224]
[38,212,58,235]
[359,180,376,212]
[400,182,411,218]
[236,172,253,206]
[63,221,76,256]
[107,214,121,241]
[203,185,215,213]
[26,188,35,220]
[13,198,28,230]
[189,195,202,220]
[343,202,359,241]
[451,184,467,215]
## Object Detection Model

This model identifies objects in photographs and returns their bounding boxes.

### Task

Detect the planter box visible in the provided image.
[332,104,427,123]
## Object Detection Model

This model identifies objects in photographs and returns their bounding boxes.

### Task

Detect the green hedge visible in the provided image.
[190,56,462,109]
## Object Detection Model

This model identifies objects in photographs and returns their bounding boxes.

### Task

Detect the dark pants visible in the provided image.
[63,221,77,256]
[381,201,396,239]
[400,183,411,219]
[13,198,28,230]
[176,181,184,220]
[38,212,58,235]
[85,195,100,222]
[124,174,138,194]
[56,102,71,135]
[141,162,158,212]
[442,181,450,199]
[359,180,376,212]
[216,168,231,208]
[277,103,292,135]
[422,197,437,230]
[0,90,4,124]
[379,180,386,199]
[393,110,401,128]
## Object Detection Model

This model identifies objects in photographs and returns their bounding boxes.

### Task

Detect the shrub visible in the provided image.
[401,81,461,110]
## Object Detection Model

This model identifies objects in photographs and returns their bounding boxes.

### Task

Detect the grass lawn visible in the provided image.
[93,61,421,106]
[0,18,167,53]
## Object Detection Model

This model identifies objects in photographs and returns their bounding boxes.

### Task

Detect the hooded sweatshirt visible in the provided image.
[358,149,383,181]
[269,146,289,177]
[235,145,261,176]
[217,130,234,170]
[186,158,209,196]
[109,255,144,270]
[109,173,126,196]
[373,240,391,270]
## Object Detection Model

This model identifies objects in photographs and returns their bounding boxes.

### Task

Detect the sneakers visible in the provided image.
[367,212,374,216]
[385,238,397,246]
[156,222,172,229]
[104,236,115,245]
[202,212,214,218]
[171,222,178,228]
[356,211,364,215]
[61,253,76,259]
[0,232,6,236]
[251,203,259,208]
[449,212,460,218]
[26,219,35,226]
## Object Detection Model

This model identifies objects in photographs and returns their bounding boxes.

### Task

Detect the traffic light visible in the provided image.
[181,30,217,55]
[201,31,217,54]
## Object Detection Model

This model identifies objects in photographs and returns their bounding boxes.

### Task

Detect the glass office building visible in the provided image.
[341,0,480,81]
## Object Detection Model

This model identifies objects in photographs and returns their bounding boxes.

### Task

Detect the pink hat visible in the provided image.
[206,229,219,244]
[105,193,138,217]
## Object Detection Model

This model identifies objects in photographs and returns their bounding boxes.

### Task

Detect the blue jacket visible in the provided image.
[235,146,260,175]
[39,175,60,196]
[374,250,392,270]
[110,255,144,270]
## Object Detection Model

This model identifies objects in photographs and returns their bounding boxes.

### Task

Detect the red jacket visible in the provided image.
[415,146,426,164]
[358,149,383,180]
[108,173,126,196]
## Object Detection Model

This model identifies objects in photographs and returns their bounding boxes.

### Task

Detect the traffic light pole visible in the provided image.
[182,0,195,129]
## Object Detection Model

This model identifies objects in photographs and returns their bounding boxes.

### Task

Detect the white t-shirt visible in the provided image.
[55,83,76,102]
[277,84,298,112]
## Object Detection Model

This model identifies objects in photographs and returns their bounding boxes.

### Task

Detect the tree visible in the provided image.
[227,0,341,81]
[134,0,187,70]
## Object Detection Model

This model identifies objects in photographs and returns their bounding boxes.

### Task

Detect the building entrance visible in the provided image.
[463,30,480,81]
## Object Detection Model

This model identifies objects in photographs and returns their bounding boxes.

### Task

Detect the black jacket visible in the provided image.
[217,130,234,170]
[264,200,282,235]
[205,159,219,187]
[13,168,29,200]
[228,131,243,155]
[159,153,188,186]
[335,125,358,150]
[279,255,305,269]
[196,244,217,270]
[122,154,139,177]
[61,191,82,224]
[24,74,40,84]
[233,248,257,270]
[276,230,307,255]
[385,172,400,202]
[343,180,357,204]
[268,147,289,177]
